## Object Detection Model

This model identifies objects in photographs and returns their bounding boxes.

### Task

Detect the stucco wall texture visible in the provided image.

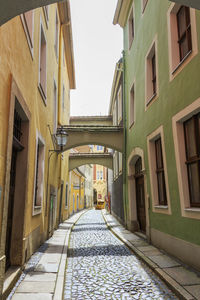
[0,3,72,292]
[123,0,200,247]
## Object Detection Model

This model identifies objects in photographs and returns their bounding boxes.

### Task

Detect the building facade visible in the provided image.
[114,0,200,271]
[92,146,108,204]
[109,60,124,223]
[69,168,85,215]
[0,1,75,296]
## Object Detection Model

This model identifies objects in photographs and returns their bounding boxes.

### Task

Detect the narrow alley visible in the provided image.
[7,209,179,299]
[64,210,176,299]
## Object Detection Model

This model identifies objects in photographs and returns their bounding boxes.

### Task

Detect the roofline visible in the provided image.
[58,1,76,89]
[113,0,132,28]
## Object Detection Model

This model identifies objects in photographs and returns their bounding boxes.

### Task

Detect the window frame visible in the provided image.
[43,5,49,27]
[155,138,168,206]
[167,4,198,81]
[145,37,159,108]
[53,78,58,134]
[147,126,171,214]
[183,114,200,207]
[54,9,59,60]
[142,0,148,13]
[21,10,34,58]
[177,6,192,62]
[65,183,68,208]
[172,98,200,219]
[129,82,135,128]
[38,19,47,104]
[33,132,45,216]
[128,6,134,49]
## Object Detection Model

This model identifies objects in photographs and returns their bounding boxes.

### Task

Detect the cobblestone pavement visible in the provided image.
[64,210,177,300]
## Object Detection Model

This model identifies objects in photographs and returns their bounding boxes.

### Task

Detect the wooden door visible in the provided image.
[135,158,146,233]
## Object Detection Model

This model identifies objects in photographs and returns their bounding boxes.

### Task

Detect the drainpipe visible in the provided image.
[58,25,62,125]
[58,24,62,223]
[122,50,128,228]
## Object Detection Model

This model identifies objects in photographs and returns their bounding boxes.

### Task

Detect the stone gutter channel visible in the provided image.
[102,209,200,300]
[5,209,88,300]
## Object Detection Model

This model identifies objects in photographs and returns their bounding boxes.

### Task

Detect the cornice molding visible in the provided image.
[58,1,76,89]
[113,0,132,28]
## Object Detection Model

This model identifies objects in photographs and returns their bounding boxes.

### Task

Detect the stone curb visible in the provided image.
[53,209,89,300]
[102,210,195,300]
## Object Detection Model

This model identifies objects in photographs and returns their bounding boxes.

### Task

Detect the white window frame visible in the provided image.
[147,126,171,215]
[38,18,47,104]
[172,98,200,220]
[33,131,45,216]
[21,10,34,58]
[167,4,198,81]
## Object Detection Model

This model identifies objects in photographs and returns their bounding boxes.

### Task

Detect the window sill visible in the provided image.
[184,207,200,213]
[146,93,157,107]
[172,50,192,75]
[154,205,168,209]
[129,121,135,130]
[38,83,47,106]
[33,206,42,216]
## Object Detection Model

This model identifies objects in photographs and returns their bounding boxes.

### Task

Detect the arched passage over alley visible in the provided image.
[69,152,113,171]
[60,125,123,153]
[0,0,200,27]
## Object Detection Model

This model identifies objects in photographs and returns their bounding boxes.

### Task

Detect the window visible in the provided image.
[113,151,119,180]
[33,135,45,214]
[97,171,100,180]
[119,152,123,174]
[43,6,49,25]
[129,83,135,127]
[21,10,34,56]
[142,0,148,13]
[117,86,122,123]
[62,85,65,110]
[55,10,59,58]
[155,138,167,206]
[147,126,171,214]
[53,80,57,133]
[128,7,134,49]
[38,23,47,102]
[63,43,65,66]
[65,184,68,207]
[184,113,200,207]
[177,6,192,62]
[168,4,197,79]
[146,41,157,105]
[172,98,200,219]
[100,171,103,180]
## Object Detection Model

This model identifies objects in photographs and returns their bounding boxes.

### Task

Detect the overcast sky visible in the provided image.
[70,0,123,116]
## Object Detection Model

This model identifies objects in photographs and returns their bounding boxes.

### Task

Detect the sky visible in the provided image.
[70,0,123,116]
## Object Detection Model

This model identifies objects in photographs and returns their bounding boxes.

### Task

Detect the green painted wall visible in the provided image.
[124,0,200,245]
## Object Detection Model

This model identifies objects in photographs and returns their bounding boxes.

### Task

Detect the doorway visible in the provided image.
[5,102,29,269]
[135,157,146,233]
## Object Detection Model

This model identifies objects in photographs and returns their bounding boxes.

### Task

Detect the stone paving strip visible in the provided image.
[64,209,177,300]
[7,209,87,300]
[102,209,200,300]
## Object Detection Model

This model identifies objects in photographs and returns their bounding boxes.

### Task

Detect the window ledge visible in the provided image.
[146,93,157,106]
[184,207,200,213]
[172,50,192,75]
[129,121,135,130]
[38,83,47,105]
[154,205,168,209]
[33,206,42,216]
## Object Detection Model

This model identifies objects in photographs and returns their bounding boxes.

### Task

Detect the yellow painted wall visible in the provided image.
[69,169,85,215]
[0,2,73,276]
